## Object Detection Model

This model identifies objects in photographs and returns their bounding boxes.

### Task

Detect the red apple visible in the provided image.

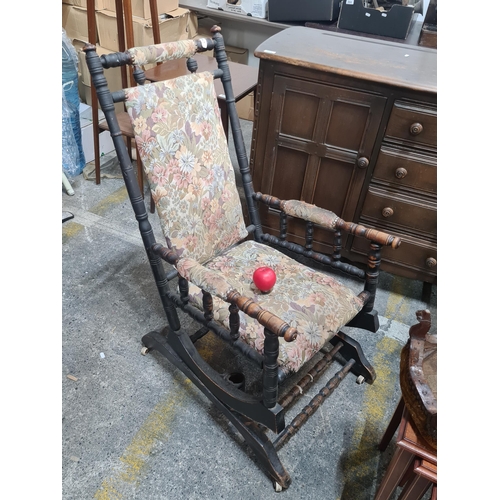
[252,266,277,293]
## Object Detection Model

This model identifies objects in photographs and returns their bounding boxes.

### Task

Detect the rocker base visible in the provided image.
[142,329,292,490]
[141,326,375,489]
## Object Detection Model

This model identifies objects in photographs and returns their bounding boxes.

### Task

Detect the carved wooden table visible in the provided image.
[375,405,437,500]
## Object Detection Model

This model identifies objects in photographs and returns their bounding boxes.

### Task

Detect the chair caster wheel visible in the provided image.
[273,481,283,492]
[356,375,365,385]
[141,346,150,355]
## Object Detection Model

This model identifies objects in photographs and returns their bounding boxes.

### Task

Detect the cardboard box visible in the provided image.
[268,0,339,22]
[81,83,124,116]
[192,36,246,63]
[79,104,116,164]
[338,0,414,40]
[235,92,254,121]
[71,0,106,8]
[72,39,127,115]
[73,40,125,90]
[226,45,248,64]
[101,0,178,18]
[96,7,198,51]
[206,0,267,19]
[62,5,92,43]
[196,26,248,64]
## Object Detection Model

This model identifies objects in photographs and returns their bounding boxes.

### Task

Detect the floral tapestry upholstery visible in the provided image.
[124,72,248,264]
[282,200,340,229]
[183,240,364,375]
[127,40,198,66]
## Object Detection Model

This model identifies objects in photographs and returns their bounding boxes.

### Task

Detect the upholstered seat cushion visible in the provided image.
[186,240,364,375]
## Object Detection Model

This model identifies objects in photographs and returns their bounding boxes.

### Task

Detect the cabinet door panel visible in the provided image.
[312,157,354,216]
[325,100,371,152]
[281,91,320,140]
[262,75,386,224]
[272,147,308,201]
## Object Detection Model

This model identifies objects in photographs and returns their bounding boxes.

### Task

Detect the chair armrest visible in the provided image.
[256,193,401,249]
[177,257,297,342]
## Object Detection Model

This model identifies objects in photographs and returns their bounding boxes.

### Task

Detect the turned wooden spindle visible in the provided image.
[279,211,288,241]
[263,328,280,409]
[186,57,198,73]
[226,290,297,342]
[362,242,382,313]
[279,342,344,411]
[132,64,146,85]
[274,359,356,449]
[305,221,314,251]
[151,243,180,265]
[178,276,190,305]
[229,303,240,342]
[335,219,401,249]
[202,289,214,322]
[332,229,342,261]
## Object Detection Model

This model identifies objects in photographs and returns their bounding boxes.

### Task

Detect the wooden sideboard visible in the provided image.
[250,26,437,284]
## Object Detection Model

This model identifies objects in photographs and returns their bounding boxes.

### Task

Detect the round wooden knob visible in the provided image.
[395,167,408,179]
[410,122,423,135]
[426,257,437,268]
[382,207,394,218]
[357,157,369,168]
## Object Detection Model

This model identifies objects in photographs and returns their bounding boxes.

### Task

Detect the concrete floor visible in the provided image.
[62,119,436,499]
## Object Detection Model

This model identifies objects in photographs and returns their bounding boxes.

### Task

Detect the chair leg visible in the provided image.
[141,329,291,490]
[430,484,437,500]
[397,471,432,500]
[346,309,380,333]
[374,446,415,500]
[379,398,405,451]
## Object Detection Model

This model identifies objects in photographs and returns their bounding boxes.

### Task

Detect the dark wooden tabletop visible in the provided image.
[254,26,437,94]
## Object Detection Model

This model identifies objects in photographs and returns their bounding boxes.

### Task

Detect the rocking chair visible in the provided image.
[84,27,401,491]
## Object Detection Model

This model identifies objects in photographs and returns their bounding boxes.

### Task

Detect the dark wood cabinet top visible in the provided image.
[254,26,437,94]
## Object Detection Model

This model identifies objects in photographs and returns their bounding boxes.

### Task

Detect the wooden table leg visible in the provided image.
[379,398,405,451]
[374,446,415,500]
[397,472,432,500]
[430,484,437,500]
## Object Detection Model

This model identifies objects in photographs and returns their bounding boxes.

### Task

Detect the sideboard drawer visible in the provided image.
[385,100,437,148]
[372,146,437,195]
[360,187,436,235]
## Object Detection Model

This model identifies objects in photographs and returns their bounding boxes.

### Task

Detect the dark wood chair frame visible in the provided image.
[84,27,402,491]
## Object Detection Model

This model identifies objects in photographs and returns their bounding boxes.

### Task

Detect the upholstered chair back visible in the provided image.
[124,72,248,264]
